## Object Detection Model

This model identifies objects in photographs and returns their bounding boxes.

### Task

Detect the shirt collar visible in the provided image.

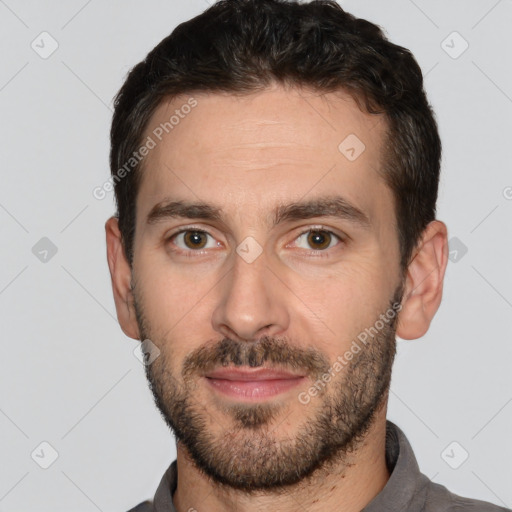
[151,420,428,512]
[362,420,431,511]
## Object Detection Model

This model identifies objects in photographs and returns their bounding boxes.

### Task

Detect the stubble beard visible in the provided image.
[133,283,403,492]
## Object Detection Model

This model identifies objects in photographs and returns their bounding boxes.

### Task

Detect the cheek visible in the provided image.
[135,260,219,361]
[291,258,386,310]
[136,248,217,318]
[289,265,394,355]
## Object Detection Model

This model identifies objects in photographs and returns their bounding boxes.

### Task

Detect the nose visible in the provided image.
[211,249,290,342]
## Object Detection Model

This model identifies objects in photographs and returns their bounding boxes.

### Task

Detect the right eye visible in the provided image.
[167,229,222,255]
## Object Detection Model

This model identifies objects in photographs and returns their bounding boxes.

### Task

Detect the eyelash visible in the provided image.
[166,226,344,258]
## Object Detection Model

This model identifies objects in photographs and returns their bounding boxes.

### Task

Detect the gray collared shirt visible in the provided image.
[128,420,510,511]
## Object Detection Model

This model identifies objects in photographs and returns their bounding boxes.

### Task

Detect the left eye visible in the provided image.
[293,229,341,251]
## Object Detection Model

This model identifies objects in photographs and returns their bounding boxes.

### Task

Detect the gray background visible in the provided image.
[1,0,511,510]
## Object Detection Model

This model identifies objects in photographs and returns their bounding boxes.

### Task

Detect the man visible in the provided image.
[105,1,509,510]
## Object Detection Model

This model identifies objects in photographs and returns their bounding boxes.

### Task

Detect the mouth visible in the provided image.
[203,367,307,401]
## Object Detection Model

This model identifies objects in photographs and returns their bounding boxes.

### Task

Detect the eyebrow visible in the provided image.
[146,196,371,229]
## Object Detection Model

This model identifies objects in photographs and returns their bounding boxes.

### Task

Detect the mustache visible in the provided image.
[182,336,332,381]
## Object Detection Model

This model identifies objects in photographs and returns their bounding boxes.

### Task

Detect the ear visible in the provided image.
[396,220,449,340]
[105,216,140,340]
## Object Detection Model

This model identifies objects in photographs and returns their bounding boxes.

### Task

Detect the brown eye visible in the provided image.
[306,230,333,250]
[293,229,341,252]
[167,229,221,256]
[183,231,208,249]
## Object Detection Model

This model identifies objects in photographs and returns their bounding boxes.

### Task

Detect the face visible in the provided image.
[130,84,405,490]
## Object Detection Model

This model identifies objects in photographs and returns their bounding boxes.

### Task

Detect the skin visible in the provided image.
[106,83,448,512]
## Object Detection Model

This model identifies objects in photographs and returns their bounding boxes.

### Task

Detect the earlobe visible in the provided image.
[396,220,449,340]
[105,216,140,340]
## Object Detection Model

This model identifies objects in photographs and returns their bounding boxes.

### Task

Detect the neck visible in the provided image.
[173,405,390,512]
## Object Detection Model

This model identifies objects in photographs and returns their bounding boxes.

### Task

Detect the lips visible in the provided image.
[204,367,306,400]
[204,367,305,381]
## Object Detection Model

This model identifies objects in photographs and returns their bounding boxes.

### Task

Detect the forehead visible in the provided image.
[136,85,392,230]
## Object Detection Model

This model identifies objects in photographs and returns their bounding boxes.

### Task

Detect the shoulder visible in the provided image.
[423,480,510,511]
[126,500,153,512]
